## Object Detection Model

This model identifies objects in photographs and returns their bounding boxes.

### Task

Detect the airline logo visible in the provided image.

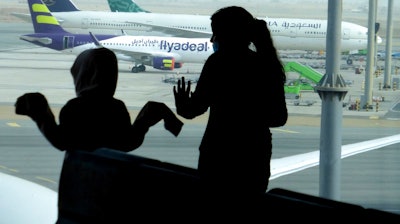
[128,38,209,53]
[160,40,209,53]
[32,2,59,25]
[267,20,322,29]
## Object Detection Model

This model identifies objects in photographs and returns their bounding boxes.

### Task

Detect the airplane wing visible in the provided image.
[97,42,177,63]
[123,21,212,38]
[0,172,58,224]
[111,48,178,62]
[270,133,400,180]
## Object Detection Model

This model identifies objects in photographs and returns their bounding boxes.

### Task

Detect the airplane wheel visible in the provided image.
[346,59,353,65]
[138,65,146,72]
[131,67,140,73]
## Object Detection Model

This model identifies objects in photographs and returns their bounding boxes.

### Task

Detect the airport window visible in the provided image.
[1,0,399,221]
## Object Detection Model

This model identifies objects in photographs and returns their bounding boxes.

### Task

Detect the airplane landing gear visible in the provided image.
[131,64,146,73]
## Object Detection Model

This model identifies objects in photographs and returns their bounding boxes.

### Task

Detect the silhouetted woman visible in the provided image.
[173,6,287,208]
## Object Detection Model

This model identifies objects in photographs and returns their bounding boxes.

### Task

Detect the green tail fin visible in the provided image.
[107,0,150,12]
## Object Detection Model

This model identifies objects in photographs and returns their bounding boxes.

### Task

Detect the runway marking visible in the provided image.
[36,176,57,184]
[272,128,299,133]
[0,165,19,173]
[386,118,400,121]
[7,122,20,127]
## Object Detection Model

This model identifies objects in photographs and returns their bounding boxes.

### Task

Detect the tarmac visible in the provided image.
[280,55,400,121]
[0,47,399,125]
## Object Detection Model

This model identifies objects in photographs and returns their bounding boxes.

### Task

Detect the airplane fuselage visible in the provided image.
[99,36,212,63]
[54,11,210,35]
[20,33,213,70]
[48,11,374,52]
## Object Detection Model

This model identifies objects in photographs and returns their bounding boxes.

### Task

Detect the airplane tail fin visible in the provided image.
[27,0,67,34]
[107,0,150,13]
[45,0,80,12]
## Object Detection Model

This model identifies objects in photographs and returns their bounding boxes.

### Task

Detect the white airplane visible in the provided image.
[89,33,211,72]
[20,0,212,73]
[2,133,399,223]
[12,0,382,52]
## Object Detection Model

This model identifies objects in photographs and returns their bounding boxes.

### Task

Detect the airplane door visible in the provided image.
[63,36,75,50]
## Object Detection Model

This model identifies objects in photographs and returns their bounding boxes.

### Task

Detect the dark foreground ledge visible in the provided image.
[56,148,400,223]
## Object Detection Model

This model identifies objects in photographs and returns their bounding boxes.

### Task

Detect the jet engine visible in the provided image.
[153,57,175,70]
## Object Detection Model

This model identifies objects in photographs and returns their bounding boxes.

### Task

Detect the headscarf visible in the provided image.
[70,48,118,97]
[210,6,285,84]
[210,6,255,48]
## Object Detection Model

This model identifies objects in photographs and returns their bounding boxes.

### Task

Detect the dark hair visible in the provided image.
[211,6,286,84]
[211,6,254,45]
[251,19,286,83]
[71,48,119,96]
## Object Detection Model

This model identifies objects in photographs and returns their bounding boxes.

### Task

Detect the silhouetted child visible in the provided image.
[16,47,183,152]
